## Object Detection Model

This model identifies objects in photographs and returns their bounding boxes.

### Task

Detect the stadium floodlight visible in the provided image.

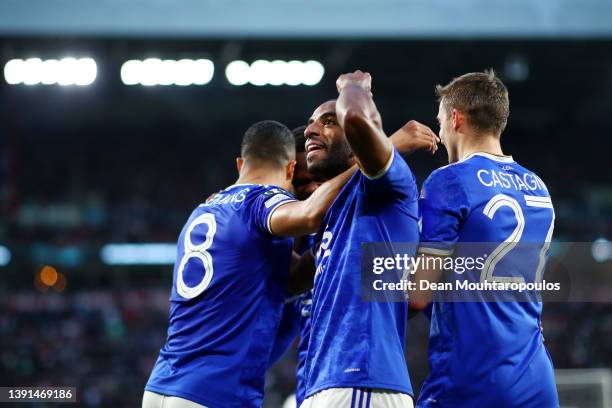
[285,60,304,86]
[249,59,271,86]
[120,60,141,85]
[157,59,176,86]
[174,59,194,86]
[23,58,43,85]
[40,59,60,85]
[192,59,215,85]
[225,59,325,86]
[141,58,163,86]
[100,243,177,265]
[73,58,97,86]
[57,58,78,86]
[0,245,10,267]
[591,238,611,263]
[302,60,325,86]
[4,59,23,84]
[120,58,214,86]
[225,60,250,86]
[3,57,97,86]
[267,60,286,86]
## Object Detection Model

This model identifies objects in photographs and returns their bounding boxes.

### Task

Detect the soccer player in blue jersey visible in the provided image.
[143,120,356,408]
[267,125,319,408]
[411,71,559,407]
[299,71,439,408]
[271,123,438,408]
[292,125,324,204]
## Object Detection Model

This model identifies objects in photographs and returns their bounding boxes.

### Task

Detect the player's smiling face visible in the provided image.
[293,151,323,200]
[304,100,353,178]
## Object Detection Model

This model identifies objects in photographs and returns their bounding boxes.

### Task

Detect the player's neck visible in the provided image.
[458,133,505,162]
[235,169,288,190]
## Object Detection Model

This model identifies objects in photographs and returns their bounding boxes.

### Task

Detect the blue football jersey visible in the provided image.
[294,290,312,407]
[267,298,300,366]
[267,235,316,408]
[145,184,296,408]
[304,149,420,398]
[266,290,312,408]
[267,234,316,368]
[417,152,559,407]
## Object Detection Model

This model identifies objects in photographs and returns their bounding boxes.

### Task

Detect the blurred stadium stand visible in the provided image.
[1,2,612,407]
[1,0,612,38]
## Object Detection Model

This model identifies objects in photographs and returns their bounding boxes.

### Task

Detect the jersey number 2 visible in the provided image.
[480,194,554,283]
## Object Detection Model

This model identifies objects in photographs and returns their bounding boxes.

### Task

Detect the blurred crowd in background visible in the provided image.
[1,291,612,407]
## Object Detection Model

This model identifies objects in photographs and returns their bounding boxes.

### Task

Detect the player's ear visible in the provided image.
[236,157,244,173]
[286,160,296,181]
[452,109,462,131]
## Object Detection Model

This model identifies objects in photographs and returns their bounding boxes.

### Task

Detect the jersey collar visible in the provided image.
[462,152,514,163]
[228,183,259,187]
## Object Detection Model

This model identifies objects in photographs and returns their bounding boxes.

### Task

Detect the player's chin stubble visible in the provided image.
[307,146,353,180]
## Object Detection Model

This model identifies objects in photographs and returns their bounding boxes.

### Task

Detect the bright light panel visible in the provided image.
[225,59,324,86]
[3,57,97,86]
[100,243,177,265]
[120,58,214,86]
[0,245,10,267]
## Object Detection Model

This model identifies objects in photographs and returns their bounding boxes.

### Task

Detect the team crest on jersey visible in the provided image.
[263,188,282,197]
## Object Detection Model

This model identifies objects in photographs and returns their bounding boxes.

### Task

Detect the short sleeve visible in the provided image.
[251,187,297,236]
[361,148,418,201]
[418,167,470,256]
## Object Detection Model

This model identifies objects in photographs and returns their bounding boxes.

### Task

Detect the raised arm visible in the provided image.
[269,165,357,237]
[335,71,392,177]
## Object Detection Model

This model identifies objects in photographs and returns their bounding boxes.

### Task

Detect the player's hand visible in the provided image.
[336,70,372,95]
[390,120,440,155]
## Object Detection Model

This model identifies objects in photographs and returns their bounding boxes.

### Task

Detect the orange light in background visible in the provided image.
[33,271,48,292]
[53,273,67,292]
[40,265,58,286]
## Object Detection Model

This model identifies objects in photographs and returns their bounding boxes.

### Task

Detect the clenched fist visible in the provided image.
[336,70,372,95]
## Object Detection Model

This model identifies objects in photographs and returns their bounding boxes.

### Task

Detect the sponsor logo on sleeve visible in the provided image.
[265,194,290,208]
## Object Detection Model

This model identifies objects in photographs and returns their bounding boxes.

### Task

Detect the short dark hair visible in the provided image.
[292,125,307,154]
[241,120,295,167]
[436,69,509,137]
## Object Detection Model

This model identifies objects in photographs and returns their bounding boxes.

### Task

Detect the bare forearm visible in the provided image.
[269,165,357,237]
[336,84,379,129]
[300,164,357,226]
[409,254,445,310]
[336,84,391,176]
[389,128,413,155]
[389,120,440,156]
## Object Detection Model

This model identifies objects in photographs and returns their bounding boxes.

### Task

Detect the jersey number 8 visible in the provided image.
[177,213,216,299]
